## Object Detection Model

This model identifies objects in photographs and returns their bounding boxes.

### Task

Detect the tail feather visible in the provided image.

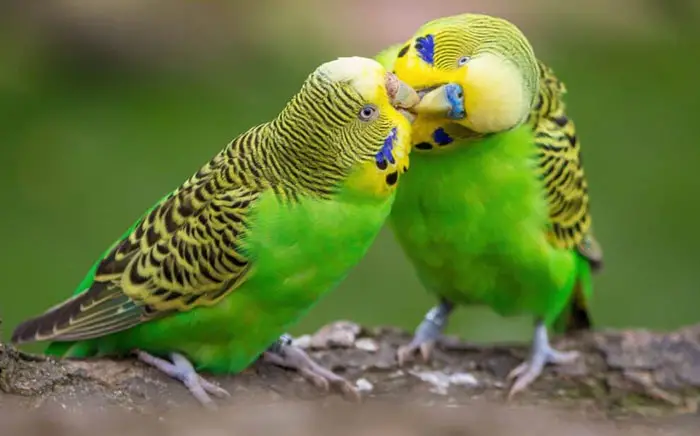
[11,291,93,345]
[10,282,137,345]
[552,253,595,334]
[561,281,592,333]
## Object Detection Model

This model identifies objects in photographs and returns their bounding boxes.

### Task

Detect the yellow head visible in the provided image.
[283,56,418,199]
[393,14,539,140]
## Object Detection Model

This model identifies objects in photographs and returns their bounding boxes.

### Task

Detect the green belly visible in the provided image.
[60,189,394,373]
[389,127,576,319]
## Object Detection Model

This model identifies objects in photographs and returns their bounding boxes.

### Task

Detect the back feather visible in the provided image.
[527,60,603,333]
[11,139,264,344]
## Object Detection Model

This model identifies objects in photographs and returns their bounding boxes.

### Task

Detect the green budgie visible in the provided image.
[11,56,419,407]
[375,14,604,398]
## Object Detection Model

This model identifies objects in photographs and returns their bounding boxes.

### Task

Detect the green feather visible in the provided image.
[16,56,412,377]
[47,189,393,372]
[389,126,588,328]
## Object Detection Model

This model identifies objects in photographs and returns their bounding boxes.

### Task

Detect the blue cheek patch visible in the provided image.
[444,83,466,120]
[375,127,398,169]
[432,128,453,146]
[414,34,435,65]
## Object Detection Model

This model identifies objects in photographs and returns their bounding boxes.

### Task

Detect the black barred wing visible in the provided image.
[526,61,603,270]
[12,147,261,343]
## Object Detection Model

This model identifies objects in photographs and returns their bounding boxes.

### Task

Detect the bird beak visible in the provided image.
[386,72,420,122]
[413,83,466,120]
[390,79,421,109]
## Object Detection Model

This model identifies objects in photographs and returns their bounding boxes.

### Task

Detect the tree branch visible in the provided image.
[2,321,700,420]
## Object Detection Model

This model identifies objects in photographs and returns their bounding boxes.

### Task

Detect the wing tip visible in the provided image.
[565,302,593,333]
[10,290,95,345]
[10,317,48,345]
[589,258,604,273]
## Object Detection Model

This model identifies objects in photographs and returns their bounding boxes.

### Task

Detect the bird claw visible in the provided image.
[135,350,230,409]
[506,327,580,401]
[262,344,361,402]
[397,339,436,366]
[397,301,453,366]
[196,377,232,399]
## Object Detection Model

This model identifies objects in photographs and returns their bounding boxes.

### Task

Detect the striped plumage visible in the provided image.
[11,56,415,406]
[375,13,603,397]
[527,61,603,271]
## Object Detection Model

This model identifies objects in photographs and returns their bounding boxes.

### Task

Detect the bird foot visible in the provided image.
[135,350,230,410]
[397,338,437,366]
[262,343,361,402]
[506,322,580,399]
[396,301,453,366]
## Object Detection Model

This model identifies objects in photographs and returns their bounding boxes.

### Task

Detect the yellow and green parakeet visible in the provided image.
[376,13,604,398]
[11,56,419,407]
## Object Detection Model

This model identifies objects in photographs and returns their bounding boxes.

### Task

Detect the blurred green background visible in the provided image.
[2,0,699,350]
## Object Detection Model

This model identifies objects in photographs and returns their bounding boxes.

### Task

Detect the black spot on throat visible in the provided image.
[386,171,398,186]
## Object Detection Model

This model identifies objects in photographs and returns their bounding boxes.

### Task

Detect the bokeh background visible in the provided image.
[2,0,699,350]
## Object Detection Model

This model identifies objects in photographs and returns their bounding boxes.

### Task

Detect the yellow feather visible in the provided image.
[386,13,602,261]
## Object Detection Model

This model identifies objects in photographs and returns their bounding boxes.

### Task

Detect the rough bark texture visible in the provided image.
[1,321,700,434]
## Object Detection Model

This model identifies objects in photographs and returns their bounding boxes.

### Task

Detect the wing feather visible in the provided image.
[12,149,260,344]
[527,61,603,271]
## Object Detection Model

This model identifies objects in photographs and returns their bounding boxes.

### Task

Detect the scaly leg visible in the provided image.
[266,332,294,354]
[135,351,230,410]
[397,299,454,365]
[506,319,580,399]
[262,337,360,402]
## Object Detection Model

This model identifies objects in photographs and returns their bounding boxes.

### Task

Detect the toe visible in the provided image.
[507,367,542,400]
[198,377,231,398]
[184,378,217,408]
[506,361,529,381]
[299,368,331,391]
[549,349,580,364]
[419,341,435,362]
[396,345,416,366]
[334,380,362,402]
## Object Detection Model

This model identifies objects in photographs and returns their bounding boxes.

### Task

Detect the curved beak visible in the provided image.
[386,72,420,122]
[413,83,466,120]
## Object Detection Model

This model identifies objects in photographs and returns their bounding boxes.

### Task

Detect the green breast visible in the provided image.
[243,188,395,316]
[66,188,394,373]
[389,126,576,317]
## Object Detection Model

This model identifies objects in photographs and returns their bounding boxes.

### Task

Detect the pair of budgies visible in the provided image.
[12,12,603,406]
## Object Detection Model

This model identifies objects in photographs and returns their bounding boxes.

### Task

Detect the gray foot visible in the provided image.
[397,299,454,365]
[262,341,360,402]
[506,320,580,399]
[266,332,294,354]
[135,350,231,409]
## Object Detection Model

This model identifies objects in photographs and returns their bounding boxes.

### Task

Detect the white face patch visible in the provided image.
[317,57,385,101]
[462,53,530,133]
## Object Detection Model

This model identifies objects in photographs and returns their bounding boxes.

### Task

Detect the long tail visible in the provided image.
[552,254,594,334]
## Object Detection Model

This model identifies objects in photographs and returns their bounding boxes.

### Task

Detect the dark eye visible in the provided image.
[457,56,471,67]
[358,104,378,122]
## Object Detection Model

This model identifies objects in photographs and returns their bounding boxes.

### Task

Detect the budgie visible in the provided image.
[11,56,419,407]
[375,14,604,398]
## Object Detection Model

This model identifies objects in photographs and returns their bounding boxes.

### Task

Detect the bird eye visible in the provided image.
[457,56,471,67]
[358,104,378,122]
